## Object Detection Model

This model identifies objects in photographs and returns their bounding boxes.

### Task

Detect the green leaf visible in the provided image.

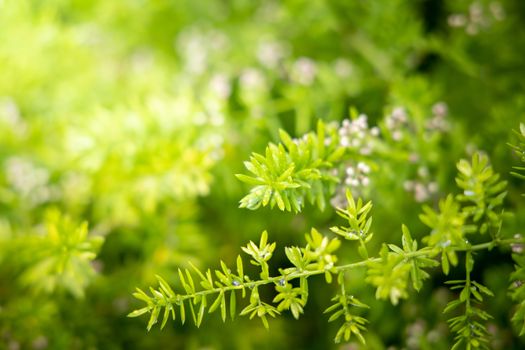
[209,291,224,314]
[220,290,227,322]
[230,291,236,321]
[442,252,450,275]
[189,300,197,326]
[156,275,175,298]
[443,299,463,314]
[236,255,244,280]
[235,174,266,185]
[147,306,160,331]
[132,288,151,303]
[196,296,207,328]
[328,309,344,322]
[179,300,186,325]
[161,305,171,330]
[388,244,404,255]
[128,307,150,318]
[472,281,494,296]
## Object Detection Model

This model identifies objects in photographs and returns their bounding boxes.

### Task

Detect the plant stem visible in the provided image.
[168,237,523,304]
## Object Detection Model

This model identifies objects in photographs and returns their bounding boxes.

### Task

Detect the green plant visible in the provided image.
[3,1,525,349]
[130,131,524,347]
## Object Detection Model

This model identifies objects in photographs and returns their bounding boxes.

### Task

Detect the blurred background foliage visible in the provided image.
[1,0,525,349]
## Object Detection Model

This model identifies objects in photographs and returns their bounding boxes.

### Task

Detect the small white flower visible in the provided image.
[355,114,368,129]
[490,2,505,21]
[290,57,317,86]
[239,68,265,90]
[357,162,370,174]
[432,102,448,118]
[392,130,403,141]
[392,107,407,122]
[257,41,287,68]
[345,178,359,187]
[469,2,484,23]
[210,73,231,99]
[360,146,372,155]
[414,183,429,202]
[448,14,467,27]
[351,138,361,148]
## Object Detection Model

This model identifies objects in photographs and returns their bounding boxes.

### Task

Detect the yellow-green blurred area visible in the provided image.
[1,0,525,349]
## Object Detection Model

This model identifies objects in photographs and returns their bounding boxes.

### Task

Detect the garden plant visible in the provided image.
[1,0,525,349]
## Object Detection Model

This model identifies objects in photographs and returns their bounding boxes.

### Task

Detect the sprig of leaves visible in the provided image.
[129,229,343,331]
[366,245,411,305]
[420,194,468,274]
[236,120,344,212]
[330,189,373,259]
[387,225,439,291]
[131,147,524,345]
[444,252,494,350]
[456,153,507,235]
[324,272,369,344]
[241,230,275,279]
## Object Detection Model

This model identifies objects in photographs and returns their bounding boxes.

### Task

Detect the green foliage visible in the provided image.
[366,245,411,305]
[273,281,306,320]
[330,189,373,259]
[131,158,524,346]
[388,225,439,291]
[3,0,525,348]
[420,195,466,274]
[241,230,276,280]
[444,252,494,350]
[510,252,525,336]
[129,229,341,333]
[303,228,341,283]
[21,210,103,298]
[510,123,525,181]
[324,273,369,344]
[237,121,343,212]
[456,153,507,234]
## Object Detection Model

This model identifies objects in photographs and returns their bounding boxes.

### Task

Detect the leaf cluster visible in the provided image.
[236,121,344,212]
[444,253,494,350]
[330,189,373,259]
[324,273,369,344]
[420,153,507,275]
[131,148,525,347]
[456,153,507,234]
[21,210,103,298]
